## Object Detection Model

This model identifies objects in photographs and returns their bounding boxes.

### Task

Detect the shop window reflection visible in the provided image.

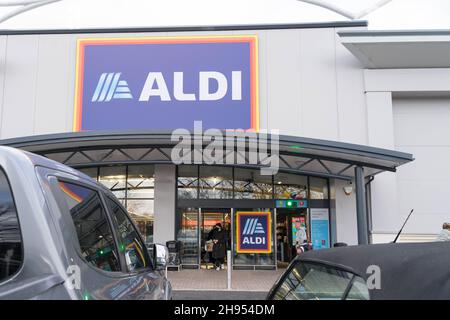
[97,165,155,245]
[310,177,329,199]
[125,165,154,245]
[199,166,233,199]
[99,166,126,199]
[127,165,155,199]
[234,168,272,199]
[178,165,199,199]
[274,173,307,200]
[127,199,154,245]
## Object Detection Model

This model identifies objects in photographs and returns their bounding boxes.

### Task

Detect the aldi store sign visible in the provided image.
[73,35,259,131]
[236,212,271,254]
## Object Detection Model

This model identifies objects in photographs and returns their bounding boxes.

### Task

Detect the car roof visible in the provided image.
[297,241,450,299]
[0,145,101,188]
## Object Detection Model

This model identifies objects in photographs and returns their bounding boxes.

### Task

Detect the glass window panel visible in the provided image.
[0,168,22,282]
[176,208,199,266]
[274,173,308,199]
[106,197,150,272]
[177,165,198,199]
[310,177,329,199]
[234,168,273,199]
[273,262,353,300]
[57,181,120,272]
[99,166,126,198]
[127,165,155,199]
[126,199,154,245]
[199,166,233,199]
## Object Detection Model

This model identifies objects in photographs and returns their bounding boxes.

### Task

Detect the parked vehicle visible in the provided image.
[267,241,450,300]
[0,146,171,299]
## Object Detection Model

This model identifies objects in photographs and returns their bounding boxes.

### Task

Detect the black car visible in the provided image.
[267,241,450,300]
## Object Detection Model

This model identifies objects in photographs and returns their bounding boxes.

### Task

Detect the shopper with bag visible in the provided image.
[209,223,227,271]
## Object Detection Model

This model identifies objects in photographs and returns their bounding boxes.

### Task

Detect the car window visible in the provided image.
[345,276,370,300]
[273,262,355,300]
[105,196,150,272]
[0,168,22,282]
[57,181,121,272]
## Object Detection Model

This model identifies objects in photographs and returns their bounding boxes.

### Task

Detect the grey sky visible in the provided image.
[0,0,448,30]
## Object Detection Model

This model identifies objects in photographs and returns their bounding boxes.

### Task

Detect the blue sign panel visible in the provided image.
[236,212,271,253]
[310,209,330,250]
[74,36,259,132]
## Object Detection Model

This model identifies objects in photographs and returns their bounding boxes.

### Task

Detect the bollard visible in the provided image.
[227,250,232,290]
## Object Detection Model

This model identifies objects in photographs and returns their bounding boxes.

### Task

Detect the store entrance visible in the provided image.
[276,208,309,264]
[200,208,231,269]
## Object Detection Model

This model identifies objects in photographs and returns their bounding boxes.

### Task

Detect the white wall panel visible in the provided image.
[365,91,401,234]
[335,27,367,144]
[34,35,73,134]
[299,28,338,140]
[365,68,450,93]
[265,29,301,135]
[393,97,450,234]
[1,35,39,138]
[334,179,358,245]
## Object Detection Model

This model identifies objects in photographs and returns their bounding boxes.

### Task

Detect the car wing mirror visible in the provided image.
[153,243,169,270]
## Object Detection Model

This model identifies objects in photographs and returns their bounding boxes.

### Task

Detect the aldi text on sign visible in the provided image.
[74,35,259,132]
[236,211,271,254]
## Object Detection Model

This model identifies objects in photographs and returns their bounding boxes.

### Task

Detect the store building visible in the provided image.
[1,20,447,269]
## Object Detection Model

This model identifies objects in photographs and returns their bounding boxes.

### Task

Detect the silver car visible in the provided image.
[0,146,172,299]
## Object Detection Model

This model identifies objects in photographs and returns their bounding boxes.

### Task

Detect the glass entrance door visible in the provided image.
[276,208,309,264]
[200,208,231,269]
[177,207,200,267]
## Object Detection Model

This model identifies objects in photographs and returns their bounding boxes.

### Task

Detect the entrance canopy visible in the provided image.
[0,131,413,181]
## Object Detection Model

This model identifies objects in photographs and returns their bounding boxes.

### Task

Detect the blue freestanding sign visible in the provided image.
[310,208,330,250]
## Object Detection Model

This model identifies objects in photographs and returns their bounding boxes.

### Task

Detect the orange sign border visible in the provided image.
[73,35,259,132]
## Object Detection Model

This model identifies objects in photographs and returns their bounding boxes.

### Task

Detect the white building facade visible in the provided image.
[0,21,444,268]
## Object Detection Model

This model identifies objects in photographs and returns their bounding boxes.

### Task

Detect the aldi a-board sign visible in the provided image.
[73,35,259,132]
[236,211,271,254]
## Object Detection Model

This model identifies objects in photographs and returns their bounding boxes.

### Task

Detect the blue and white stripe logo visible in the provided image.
[91,72,133,102]
[242,218,265,235]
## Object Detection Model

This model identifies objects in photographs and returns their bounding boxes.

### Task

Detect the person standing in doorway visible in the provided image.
[437,223,450,241]
[210,223,227,271]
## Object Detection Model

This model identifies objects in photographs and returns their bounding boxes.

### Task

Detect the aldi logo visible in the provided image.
[236,212,271,254]
[242,218,266,235]
[91,72,133,102]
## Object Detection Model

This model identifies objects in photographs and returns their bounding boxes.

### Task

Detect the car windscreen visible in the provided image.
[272,261,369,300]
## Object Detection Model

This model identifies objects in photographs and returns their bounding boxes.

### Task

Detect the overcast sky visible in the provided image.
[0,0,448,30]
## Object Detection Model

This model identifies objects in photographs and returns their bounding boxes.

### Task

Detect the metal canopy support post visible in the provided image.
[355,166,369,245]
